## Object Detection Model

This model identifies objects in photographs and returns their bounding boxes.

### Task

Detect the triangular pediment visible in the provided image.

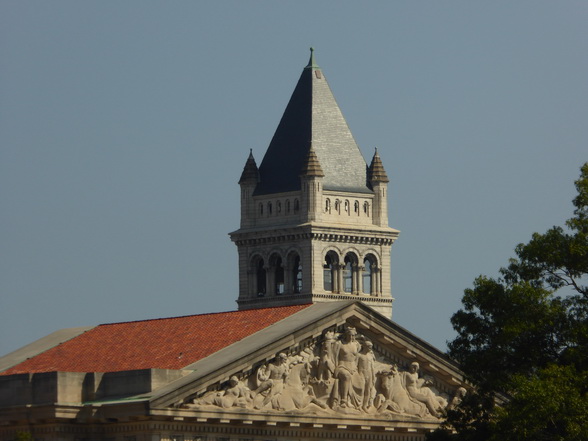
[146,302,467,429]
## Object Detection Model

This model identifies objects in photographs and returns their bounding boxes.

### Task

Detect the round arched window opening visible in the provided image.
[323,252,339,292]
[274,256,284,294]
[255,258,266,297]
[343,253,358,294]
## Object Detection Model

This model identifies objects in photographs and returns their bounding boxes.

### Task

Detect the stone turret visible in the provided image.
[369,149,390,227]
[238,149,259,228]
[300,146,324,223]
[230,49,399,317]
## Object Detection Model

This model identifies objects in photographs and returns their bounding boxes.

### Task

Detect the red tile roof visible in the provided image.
[1,305,310,375]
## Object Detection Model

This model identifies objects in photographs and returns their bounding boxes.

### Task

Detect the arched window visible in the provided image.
[325,198,331,214]
[293,255,302,293]
[260,203,264,215]
[344,200,350,215]
[268,202,273,215]
[294,199,300,212]
[363,202,369,216]
[362,254,377,295]
[335,199,341,214]
[286,251,302,295]
[343,253,358,294]
[354,201,360,215]
[323,252,339,292]
[343,257,353,293]
[286,200,290,214]
[273,256,284,294]
[277,201,281,214]
[255,258,266,297]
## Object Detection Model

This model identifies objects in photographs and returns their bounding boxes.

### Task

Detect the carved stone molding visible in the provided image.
[231,228,397,248]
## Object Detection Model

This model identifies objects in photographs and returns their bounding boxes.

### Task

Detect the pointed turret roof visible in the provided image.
[238,149,260,184]
[300,145,325,177]
[368,148,389,183]
[254,49,371,195]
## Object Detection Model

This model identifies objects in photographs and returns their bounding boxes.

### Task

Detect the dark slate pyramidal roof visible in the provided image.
[254,49,372,195]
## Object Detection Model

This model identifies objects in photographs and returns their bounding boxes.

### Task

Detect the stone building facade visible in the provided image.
[0,50,467,441]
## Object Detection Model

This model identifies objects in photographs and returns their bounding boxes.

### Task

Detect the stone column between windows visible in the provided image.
[284,261,293,295]
[352,263,360,294]
[248,269,256,298]
[358,265,365,295]
[265,266,273,296]
[375,266,382,296]
[337,263,344,294]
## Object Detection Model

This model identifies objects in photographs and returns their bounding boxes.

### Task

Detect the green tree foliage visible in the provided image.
[15,432,33,441]
[493,365,588,441]
[428,163,588,441]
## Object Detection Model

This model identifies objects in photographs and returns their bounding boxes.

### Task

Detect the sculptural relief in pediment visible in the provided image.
[181,326,466,421]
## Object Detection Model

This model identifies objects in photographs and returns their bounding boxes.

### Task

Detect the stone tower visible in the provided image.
[230,49,399,317]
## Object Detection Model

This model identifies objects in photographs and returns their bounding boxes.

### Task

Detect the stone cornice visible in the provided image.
[147,408,442,435]
[0,413,440,440]
[237,293,394,309]
[231,224,399,247]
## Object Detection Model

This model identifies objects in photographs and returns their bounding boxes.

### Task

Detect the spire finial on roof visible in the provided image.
[305,47,320,69]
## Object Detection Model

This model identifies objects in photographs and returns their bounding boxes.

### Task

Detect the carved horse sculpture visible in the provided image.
[254,362,326,411]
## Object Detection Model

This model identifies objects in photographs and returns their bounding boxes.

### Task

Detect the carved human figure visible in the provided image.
[316,330,337,381]
[403,362,446,417]
[254,353,289,409]
[187,327,460,418]
[374,364,426,417]
[331,327,362,408]
[447,387,467,410]
[357,340,376,411]
[194,376,252,408]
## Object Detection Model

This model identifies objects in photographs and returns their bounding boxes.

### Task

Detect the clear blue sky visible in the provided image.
[1,1,587,355]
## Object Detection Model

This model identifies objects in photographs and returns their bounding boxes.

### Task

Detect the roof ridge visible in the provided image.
[97,304,312,327]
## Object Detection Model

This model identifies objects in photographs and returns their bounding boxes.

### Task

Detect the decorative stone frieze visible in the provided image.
[181,326,464,421]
